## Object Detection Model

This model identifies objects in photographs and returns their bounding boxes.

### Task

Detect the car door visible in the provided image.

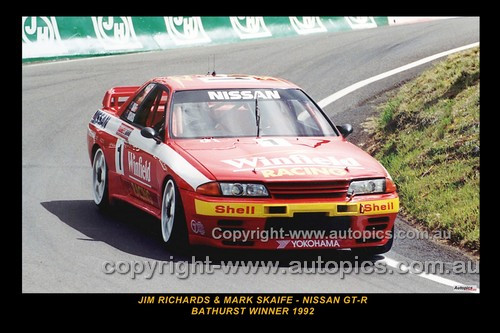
[118,83,169,208]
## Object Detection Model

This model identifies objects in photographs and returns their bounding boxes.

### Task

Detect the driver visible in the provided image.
[180,102,218,137]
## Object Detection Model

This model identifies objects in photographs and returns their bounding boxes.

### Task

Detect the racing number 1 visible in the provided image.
[115,139,125,175]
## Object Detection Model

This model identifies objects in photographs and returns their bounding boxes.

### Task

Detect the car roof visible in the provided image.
[152,74,299,91]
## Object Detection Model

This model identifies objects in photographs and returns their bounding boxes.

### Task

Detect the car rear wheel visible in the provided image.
[92,148,109,209]
[161,179,188,249]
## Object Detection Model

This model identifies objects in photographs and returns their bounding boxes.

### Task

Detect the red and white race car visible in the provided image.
[87,74,399,254]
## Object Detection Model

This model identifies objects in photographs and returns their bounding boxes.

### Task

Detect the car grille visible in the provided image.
[265,214,352,233]
[266,181,349,199]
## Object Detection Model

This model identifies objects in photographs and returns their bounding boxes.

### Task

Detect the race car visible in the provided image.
[87,74,399,254]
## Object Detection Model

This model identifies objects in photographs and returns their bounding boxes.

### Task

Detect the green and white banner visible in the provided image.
[22,16,390,62]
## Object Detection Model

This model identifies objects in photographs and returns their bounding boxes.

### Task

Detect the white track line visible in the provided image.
[381,257,479,293]
[318,42,479,108]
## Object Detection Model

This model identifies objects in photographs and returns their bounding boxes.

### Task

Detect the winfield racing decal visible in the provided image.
[260,167,347,177]
[127,151,151,185]
[222,154,362,178]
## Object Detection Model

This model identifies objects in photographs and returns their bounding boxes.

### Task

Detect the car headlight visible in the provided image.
[196,182,269,197]
[220,183,269,197]
[347,179,386,196]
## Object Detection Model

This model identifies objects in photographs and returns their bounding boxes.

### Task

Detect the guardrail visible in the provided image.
[22,16,390,62]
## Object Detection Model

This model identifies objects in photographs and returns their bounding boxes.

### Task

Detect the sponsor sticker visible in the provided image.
[196,201,261,217]
[90,110,111,129]
[116,123,134,140]
[126,112,135,122]
[256,138,291,147]
[130,102,138,112]
[200,138,221,143]
[130,182,154,205]
[223,154,361,169]
[276,240,290,249]
[261,167,347,178]
[276,239,341,249]
[216,205,256,215]
[222,154,362,177]
[190,220,206,235]
[207,90,281,100]
[127,151,151,185]
[359,201,396,214]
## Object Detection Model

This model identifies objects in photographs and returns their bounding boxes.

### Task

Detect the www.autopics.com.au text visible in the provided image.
[101,256,479,280]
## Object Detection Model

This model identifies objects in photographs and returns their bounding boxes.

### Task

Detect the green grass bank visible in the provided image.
[369,47,479,252]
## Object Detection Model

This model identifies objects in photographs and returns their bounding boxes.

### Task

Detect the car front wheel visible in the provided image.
[161,179,188,249]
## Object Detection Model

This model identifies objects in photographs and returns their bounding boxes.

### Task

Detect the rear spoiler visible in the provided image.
[102,86,140,112]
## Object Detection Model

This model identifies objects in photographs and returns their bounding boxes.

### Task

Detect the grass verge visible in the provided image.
[366,47,479,253]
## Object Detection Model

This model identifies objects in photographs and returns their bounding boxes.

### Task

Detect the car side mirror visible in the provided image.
[337,124,353,138]
[141,127,161,144]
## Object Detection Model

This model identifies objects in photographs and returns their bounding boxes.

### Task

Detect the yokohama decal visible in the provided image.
[276,239,340,249]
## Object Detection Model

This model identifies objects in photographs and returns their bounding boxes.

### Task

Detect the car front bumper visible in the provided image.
[181,190,399,250]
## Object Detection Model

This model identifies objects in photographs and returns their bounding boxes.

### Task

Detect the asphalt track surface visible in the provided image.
[22,17,479,292]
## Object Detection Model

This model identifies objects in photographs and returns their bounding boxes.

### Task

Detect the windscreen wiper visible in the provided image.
[255,97,261,138]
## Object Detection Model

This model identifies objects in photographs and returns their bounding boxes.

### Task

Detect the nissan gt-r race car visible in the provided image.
[87,74,399,255]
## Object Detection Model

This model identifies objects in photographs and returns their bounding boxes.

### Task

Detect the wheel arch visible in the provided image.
[91,143,102,164]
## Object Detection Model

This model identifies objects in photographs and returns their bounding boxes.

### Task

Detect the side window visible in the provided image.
[121,83,157,126]
[145,89,169,131]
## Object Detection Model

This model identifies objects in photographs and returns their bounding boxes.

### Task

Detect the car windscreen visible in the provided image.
[170,88,338,139]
